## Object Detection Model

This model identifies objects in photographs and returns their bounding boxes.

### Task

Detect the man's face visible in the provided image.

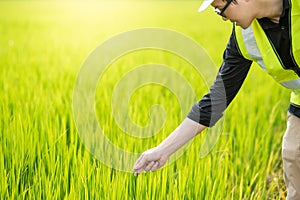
[211,0,255,29]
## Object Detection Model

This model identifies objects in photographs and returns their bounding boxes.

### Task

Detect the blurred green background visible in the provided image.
[0,0,290,199]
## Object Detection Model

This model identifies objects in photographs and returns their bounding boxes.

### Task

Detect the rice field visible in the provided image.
[0,0,291,199]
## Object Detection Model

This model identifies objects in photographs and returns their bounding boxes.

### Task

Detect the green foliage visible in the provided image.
[0,0,289,199]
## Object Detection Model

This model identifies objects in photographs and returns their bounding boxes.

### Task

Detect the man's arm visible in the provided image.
[188,29,253,127]
[133,29,253,175]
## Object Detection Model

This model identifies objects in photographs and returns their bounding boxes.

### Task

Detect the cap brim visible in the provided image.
[198,0,214,12]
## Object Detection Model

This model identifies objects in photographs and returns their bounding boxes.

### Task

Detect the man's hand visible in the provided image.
[132,118,206,176]
[133,147,169,176]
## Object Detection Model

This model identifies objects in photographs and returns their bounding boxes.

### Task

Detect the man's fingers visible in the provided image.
[133,160,162,176]
[134,154,144,166]
[144,161,155,172]
[133,148,163,175]
[133,154,146,170]
[134,161,158,176]
[150,161,160,171]
[133,155,146,177]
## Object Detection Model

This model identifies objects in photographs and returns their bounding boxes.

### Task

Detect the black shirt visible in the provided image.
[188,0,300,127]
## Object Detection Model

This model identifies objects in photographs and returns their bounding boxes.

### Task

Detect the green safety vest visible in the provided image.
[234,0,300,106]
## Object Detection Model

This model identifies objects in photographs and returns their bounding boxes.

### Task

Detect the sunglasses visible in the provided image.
[214,0,233,17]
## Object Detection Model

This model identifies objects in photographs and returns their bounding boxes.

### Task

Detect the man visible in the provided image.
[133,0,300,198]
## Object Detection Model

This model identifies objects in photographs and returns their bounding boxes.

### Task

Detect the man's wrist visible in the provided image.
[156,143,172,158]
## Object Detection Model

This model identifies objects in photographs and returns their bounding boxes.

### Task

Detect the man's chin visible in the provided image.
[235,22,251,29]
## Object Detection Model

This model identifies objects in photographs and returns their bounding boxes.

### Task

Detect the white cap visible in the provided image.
[198,0,214,12]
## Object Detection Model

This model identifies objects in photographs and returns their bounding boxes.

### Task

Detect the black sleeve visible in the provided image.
[187,28,253,127]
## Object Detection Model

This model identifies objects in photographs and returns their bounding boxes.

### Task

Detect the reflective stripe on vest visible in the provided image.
[234,0,300,106]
